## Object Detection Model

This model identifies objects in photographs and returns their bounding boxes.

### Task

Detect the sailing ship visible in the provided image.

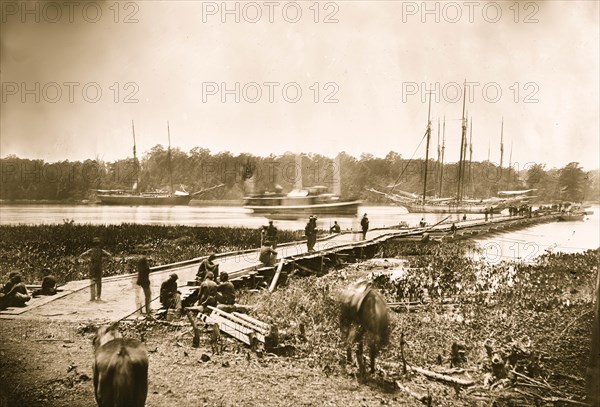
[97,122,222,206]
[370,83,505,214]
[243,154,361,219]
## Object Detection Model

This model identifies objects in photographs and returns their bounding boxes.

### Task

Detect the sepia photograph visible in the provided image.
[1,1,599,405]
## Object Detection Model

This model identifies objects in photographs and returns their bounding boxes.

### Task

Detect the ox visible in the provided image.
[92,322,148,407]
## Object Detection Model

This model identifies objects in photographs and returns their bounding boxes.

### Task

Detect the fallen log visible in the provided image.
[410,366,475,387]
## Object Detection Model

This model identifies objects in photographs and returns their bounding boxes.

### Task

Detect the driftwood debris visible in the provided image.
[194,306,278,350]
[411,366,475,387]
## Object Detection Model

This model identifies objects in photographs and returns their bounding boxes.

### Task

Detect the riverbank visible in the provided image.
[0,224,305,284]
[0,244,597,406]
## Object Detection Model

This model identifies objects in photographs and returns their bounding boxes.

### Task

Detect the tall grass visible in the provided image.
[0,224,304,283]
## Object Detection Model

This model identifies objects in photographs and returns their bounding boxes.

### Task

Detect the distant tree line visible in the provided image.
[1,148,598,203]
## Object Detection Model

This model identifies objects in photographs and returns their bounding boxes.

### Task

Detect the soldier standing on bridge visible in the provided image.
[136,256,152,314]
[361,213,369,240]
[266,220,278,248]
[305,216,317,252]
[80,237,112,302]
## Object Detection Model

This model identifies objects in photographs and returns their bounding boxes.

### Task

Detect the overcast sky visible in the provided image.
[1,1,598,170]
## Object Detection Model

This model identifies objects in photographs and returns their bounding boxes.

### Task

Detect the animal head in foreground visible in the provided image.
[92,322,149,407]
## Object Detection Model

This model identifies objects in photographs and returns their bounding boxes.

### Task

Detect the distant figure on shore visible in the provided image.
[136,256,152,314]
[32,268,58,297]
[484,208,489,221]
[259,241,278,266]
[462,214,467,221]
[330,221,341,234]
[450,222,458,236]
[80,237,112,302]
[361,214,369,239]
[160,273,182,315]
[266,220,278,248]
[197,253,219,283]
[197,272,218,309]
[305,216,317,252]
[217,272,236,306]
[419,218,426,227]
[0,273,30,310]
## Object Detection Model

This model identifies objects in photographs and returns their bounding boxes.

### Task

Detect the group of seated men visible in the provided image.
[159,253,236,315]
[0,269,58,310]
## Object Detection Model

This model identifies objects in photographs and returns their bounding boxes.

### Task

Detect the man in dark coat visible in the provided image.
[80,237,112,301]
[266,220,278,248]
[305,216,317,252]
[160,273,181,313]
[196,253,219,283]
[361,213,369,239]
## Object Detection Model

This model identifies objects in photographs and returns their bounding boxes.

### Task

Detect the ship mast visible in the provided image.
[468,116,473,198]
[508,139,513,190]
[132,120,140,193]
[439,116,445,197]
[167,121,174,195]
[457,81,467,202]
[436,118,441,197]
[499,117,504,179]
[422,90,432,205]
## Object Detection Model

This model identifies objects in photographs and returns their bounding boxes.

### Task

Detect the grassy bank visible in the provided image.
[246,243,599,405]
[0,241,597,405]
[0,224,305,284]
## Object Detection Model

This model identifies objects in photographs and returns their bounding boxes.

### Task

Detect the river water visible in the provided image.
[1,204,598,263]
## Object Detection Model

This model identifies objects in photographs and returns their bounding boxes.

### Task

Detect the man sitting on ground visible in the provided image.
[160,273,182,314]
[1,271,20,295]
[33,268,58,297]
[197,272,218,309]
[259,241,277,267]
[216,272,236,306]
[196,253,219,283]
[0,274,30,309]
[330,221,341,234]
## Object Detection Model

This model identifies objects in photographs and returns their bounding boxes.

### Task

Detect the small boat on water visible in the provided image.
[557,204,587,221]
[243,155,360,219]
[558,212,586,222]
[244,186,361,219]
